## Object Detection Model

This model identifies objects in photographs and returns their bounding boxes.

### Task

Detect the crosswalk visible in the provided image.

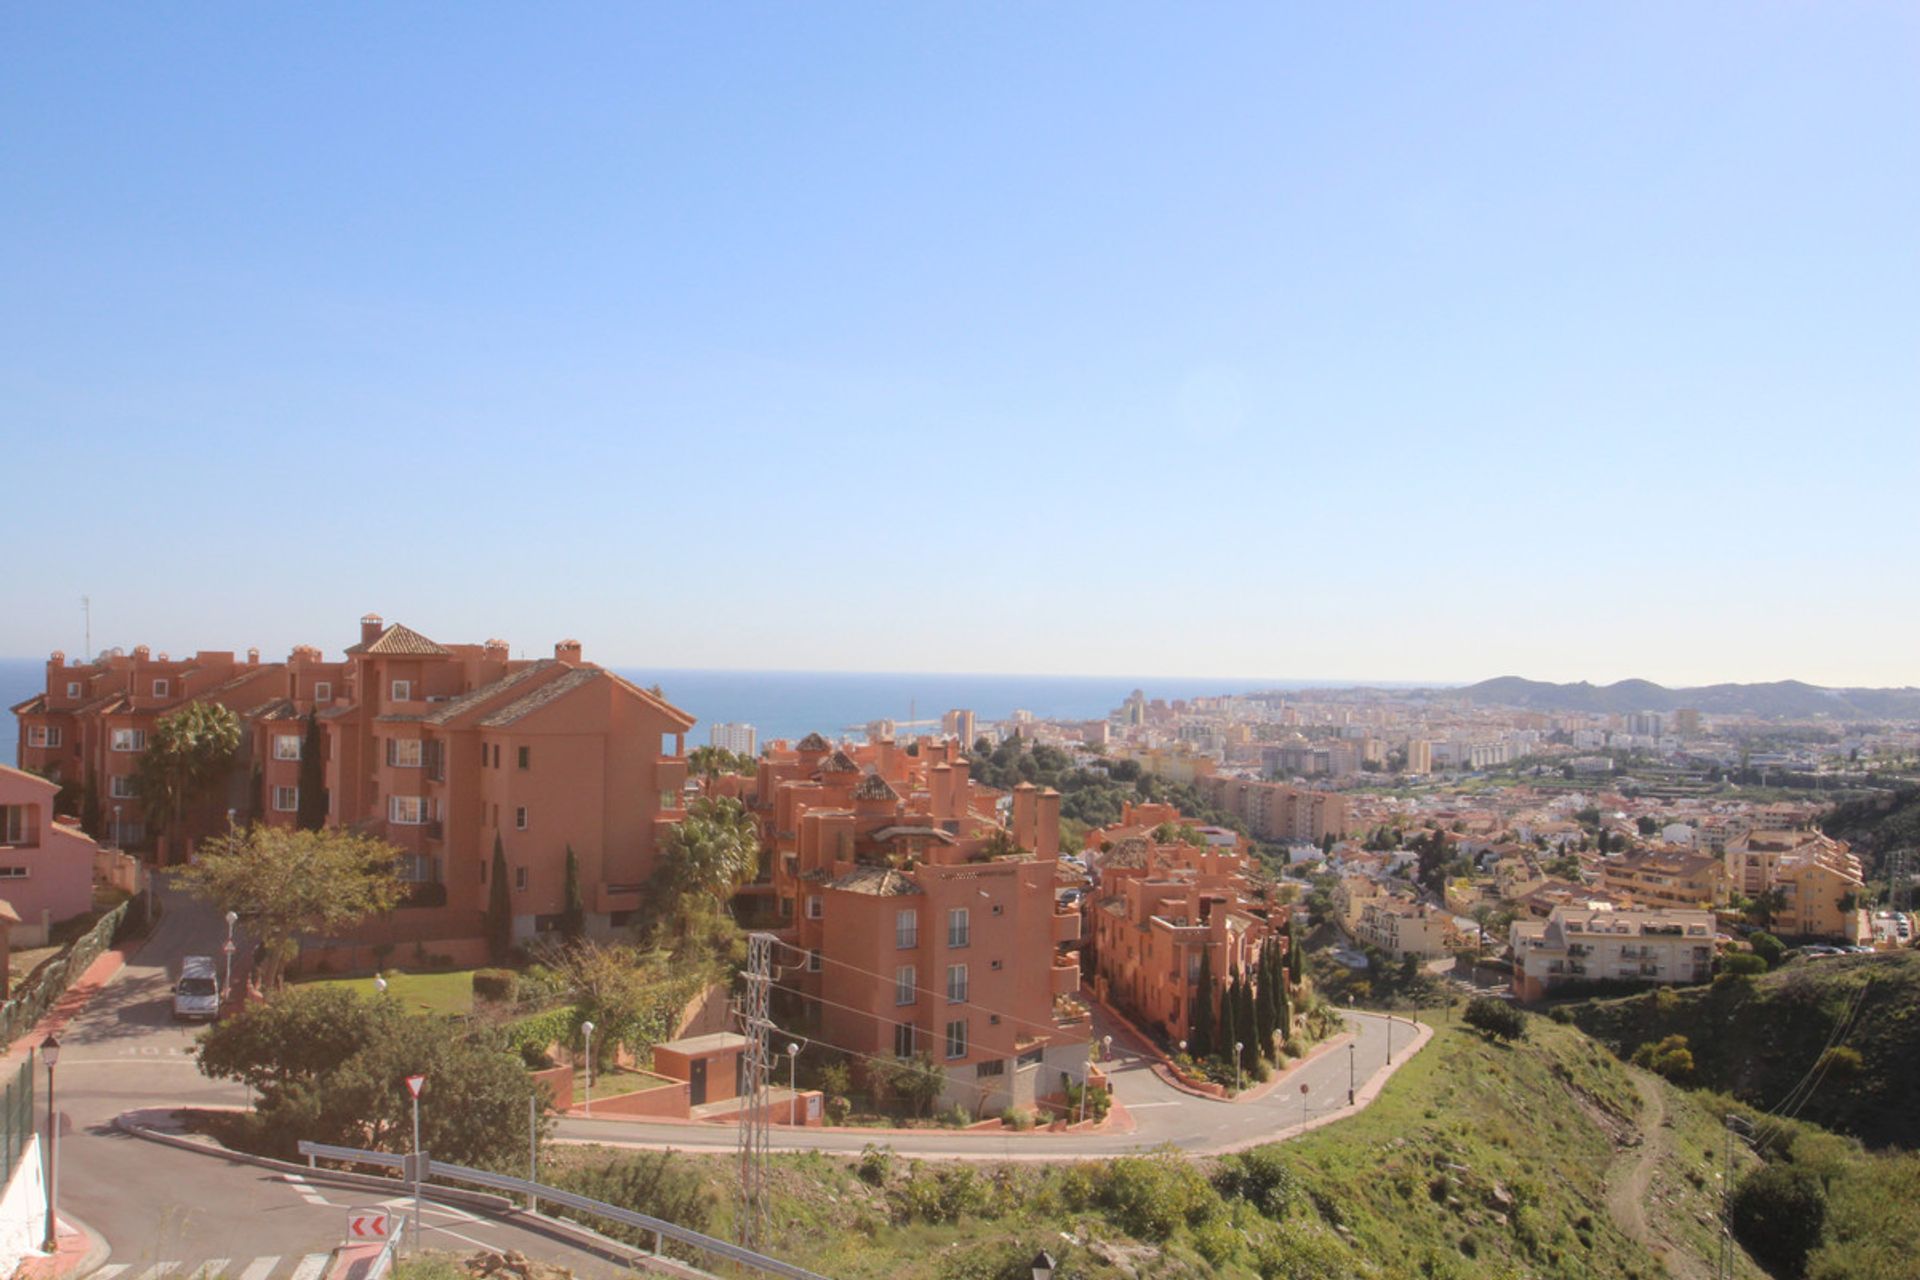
[93,1255,334,1280]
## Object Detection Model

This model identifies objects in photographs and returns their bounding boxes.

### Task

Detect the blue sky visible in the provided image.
[3,4,1915,686]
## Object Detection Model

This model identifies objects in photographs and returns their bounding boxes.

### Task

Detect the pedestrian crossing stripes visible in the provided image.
[92,1255,332,1280]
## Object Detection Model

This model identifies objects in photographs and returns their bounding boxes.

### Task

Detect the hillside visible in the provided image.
[549,1017,1779,1280]
[1572,952,1920,1149]
[1452,677,1920,720]
[1820,785,1920,857]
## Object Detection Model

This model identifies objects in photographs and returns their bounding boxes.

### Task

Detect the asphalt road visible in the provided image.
[51,882,639,1277]
[556,1003,1425,1160]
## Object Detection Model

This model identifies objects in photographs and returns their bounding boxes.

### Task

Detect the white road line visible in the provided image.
[135,1264,182,1280]
[421,1223,498,1250]
[289,1254,331,1280]
[237,1257,280,1280]
[93,1267,130,1280]
[192,1259,231,1279]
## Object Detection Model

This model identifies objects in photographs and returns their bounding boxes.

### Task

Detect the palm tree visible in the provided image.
[661,796,761,905]
[133,700,241,859]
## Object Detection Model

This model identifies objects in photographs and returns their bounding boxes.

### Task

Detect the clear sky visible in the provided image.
[3,4,1915,687]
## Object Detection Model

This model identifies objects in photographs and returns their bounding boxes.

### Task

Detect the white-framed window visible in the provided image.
[0,866,27,879]
[947,963,969,1003]
[805,896,822,920]
[313,681,332,703]
[1,808,28,846]
[388,795,426,825]
[945,1019,968,1060]
[390,680,412,702]
[26,726,61,749]
[152,679,169,698]
[272,786,299,812]
[514,866,528,891]
[64,682,80,699]
[808,949,822,973]
[895,909,918,949]
[109,775,136,799]
[274,734,302,761]
[515,806,529,830]
[895,965,917,1006]
[398,853,434,883]
[111,728,145,752]
[386,738,423,768]
[894,1023,916,1058]
[947,907,970,948]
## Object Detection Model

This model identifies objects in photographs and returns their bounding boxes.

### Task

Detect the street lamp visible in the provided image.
[581,1021,596,1116]
[1030,1250,1056,1280]
[1348,1041,1356,1105]
[1234,1041,1244,1093]
[786,1042,799,1109]
[223,911,239,1001]
[40,1034,61,1252]
[1101,1034,1112,1061]
[374,974,388,995]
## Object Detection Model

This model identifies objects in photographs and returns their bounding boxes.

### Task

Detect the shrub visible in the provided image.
[1063,1080,1111,1121]
[816,1060,852,1098]
[1730,1164,1827,1279]
[472,969,518,1003]
[1816,1045,1862,1078]
[1749,931,1785,968]
[1089,1152,1222,1241]
[1214,1146,1297,1216]
[1464,996,1526,1041]
[937,1102,972,1128]
[856,1143,892,1186]
[1003,1106,1036,1131]
[1631,1033,1696,1081]
[1721,952,1768,976]
[1548,1005,1573,1024]
[825,1095,851,1124]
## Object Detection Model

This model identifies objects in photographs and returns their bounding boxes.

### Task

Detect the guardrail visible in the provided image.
[297,1141,829,1280]
[0,899,133,1049]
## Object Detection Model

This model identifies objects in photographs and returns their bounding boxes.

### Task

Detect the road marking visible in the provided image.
[422,1223,497,1250]
[134,1264,181,1280]
[289,1254,332,1280]
[192,1260,230,1279]
[237,1258,280,1280]
[279,1173,330,1206]
[1125,1101,1182,1109]
[93,1267,129,1280]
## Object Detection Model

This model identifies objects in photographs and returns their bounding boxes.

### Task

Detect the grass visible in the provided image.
[298,968,478,1017]
[572,1064,674,1100]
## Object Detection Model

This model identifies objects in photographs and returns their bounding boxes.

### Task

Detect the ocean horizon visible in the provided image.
[0,656,1446,768]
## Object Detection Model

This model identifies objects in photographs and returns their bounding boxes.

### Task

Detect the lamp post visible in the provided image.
[786,1041,799,1112]
[41,1034,60,1254]
[1348,1041,1356,1105]
[1101,1034,1112,1062]
[581,1021,596,1117]
[374,974,388,996]
[1233,1042,1244,1093]
[223,910,239,1000]
[1387,1015,1394,1066]
[112,805,121,849]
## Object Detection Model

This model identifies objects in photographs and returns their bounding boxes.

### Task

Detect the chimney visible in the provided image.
[484,638,509,661]
[48,651,64,668]
[132,645,150,661]
[1037,787,1062,860]
[360,613,384,646]
[929,762,955,822]
[555,639,583,665]
[247,647,260,665]
[1011,782,1038,852]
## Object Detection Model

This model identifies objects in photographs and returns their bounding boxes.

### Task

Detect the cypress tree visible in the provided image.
[1237,972,1259,1073]
[1190,947,1215,1059]
[1253,948,1276,1062]
[486,833,513,963]
[560,845,586,943]
[295,710,326,831]
[1276,953,1293,1045]
[1218,964,1238,1065]
[1287,917,1304,985]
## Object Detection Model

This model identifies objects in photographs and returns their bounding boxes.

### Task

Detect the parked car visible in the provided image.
[172,955,220,1021]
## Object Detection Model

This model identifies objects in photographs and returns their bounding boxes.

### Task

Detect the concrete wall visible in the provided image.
[0,1134,47,1276]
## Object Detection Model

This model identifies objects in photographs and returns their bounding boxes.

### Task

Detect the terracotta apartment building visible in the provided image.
[1194,775,1351,844]
[13,615,696,960]
[728,732,1089,1116]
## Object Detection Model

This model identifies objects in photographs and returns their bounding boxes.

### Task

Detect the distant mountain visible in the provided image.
[1452,676,1920,720]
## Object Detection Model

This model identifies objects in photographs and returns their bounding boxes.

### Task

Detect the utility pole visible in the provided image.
[736,932,774,1251]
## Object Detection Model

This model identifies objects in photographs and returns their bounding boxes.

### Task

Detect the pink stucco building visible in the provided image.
[0,764,100,948]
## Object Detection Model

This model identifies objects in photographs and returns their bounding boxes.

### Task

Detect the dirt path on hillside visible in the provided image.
[1607,1068,1709,1280]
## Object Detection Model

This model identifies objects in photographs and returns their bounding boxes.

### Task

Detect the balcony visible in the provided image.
[1053,910,1081,945]
[1051,960,1082,997]
[399,880,448,909]
[423,819,443,841]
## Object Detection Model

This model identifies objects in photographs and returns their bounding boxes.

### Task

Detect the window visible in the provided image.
[491,744,501,768]
[517,746,530,770]
[27,725,61,749]
[1,808,28,846]
[976,1059,1005,1078]
[386,738,421,768]
[990,958,1003,971]
[1016,1047,1044,1069]
[895,909,918,949]
[515,806,529,830]
[390,680,412,702]
[947,907,970,948]
[479,858,488,884]
[947,964,969,1003]
[152,679,169,698]
[111,728,145,752]
[893,1024,916,1058]
[945,1019,968,1059]
[659,790,676,812]
[313,681,332,703]
[423,739,444,781]
[808,950,822,973]
[64,682,80,699]
[388,795,426,825]
[779,896,793,919]
[805,896,822,920]
[895,966,916,1005]
[0,866,26,879]
[109,775,136,799]
[991,903,1004,917]
[272,786,299,812]
[514,866,528,891]
[397,853,433,883]
[273,734,302,761]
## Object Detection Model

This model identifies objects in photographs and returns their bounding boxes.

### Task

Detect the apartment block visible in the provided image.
[709,722,758,756]
[1195,775,1350,843]
[1597,848,1728,913]
[1510,907,1716,1002]
[1724,829,1867,940]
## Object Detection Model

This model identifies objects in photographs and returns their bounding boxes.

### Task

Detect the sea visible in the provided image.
[0,655,1384,768]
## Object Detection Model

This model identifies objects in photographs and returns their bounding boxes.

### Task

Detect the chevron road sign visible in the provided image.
[348,1209,392,1239]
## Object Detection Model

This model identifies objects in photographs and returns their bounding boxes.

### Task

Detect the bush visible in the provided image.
[937,1102,971,1128]
[856,1143,892,1186]
[1631,1034,1696,1081]
[825,1095,851,1124]
[1721,952,1768,977]
[1464,996,1526,1041]
[1730,1164,1827,1279]
[1003,1106,1036,1131]
[1088,1152,1223,1241]
[472,969,518,1003]
[1749,931,1785,968]
[1214,1146,1297,1216]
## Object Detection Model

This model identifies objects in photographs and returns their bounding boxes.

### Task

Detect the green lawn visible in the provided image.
[573,1065,674,1100]
[301,968,477,1017]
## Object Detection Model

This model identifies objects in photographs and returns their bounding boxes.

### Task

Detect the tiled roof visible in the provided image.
[831,865,921,896]
[869,825,957,845]
[819,750,860,774]
[348,623,451,657]
[796,733,831,752]
[852,772,900,801]
[1104,836,1152,868]
[423,661,557,725]
[252,699,301,722]
[479,666,604,728]
[9,695,46,716]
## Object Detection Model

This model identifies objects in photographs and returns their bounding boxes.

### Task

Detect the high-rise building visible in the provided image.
[941,708,976,745]
[710,722,758,756]
[1405,739,1432,775]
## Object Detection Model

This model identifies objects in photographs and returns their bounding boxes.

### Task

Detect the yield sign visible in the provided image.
[405,1074,425,1099]
[348,1210,390,1239]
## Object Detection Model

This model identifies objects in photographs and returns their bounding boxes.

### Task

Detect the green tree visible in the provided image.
[486,833,513,964]
[1286,918,1303,985]
[1189,947,1215,1059]
[1252,948,1277,1060]
[1217,965,1238,1066]
[294,710,326,831]
[1463,995,1526,1041]
[1236,973,1258,1073]
[176,825,405,987]
[686,745,755,780]
[133,699,242,856]
[560,845,586,943]
[659,796,760,905]
[1730,1164,1827,1280]
[1748,930,1785,969]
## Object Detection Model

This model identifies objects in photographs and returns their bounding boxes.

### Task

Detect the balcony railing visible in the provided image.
[423,819,443,841]
[399,881,448,909]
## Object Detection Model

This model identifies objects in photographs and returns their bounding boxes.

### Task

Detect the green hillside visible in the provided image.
[1571,952,1920,1149]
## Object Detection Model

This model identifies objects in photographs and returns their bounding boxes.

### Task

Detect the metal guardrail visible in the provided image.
[297,1141,829,1280]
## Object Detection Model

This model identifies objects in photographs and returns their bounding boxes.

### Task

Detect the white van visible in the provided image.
[172,955,220,1021]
